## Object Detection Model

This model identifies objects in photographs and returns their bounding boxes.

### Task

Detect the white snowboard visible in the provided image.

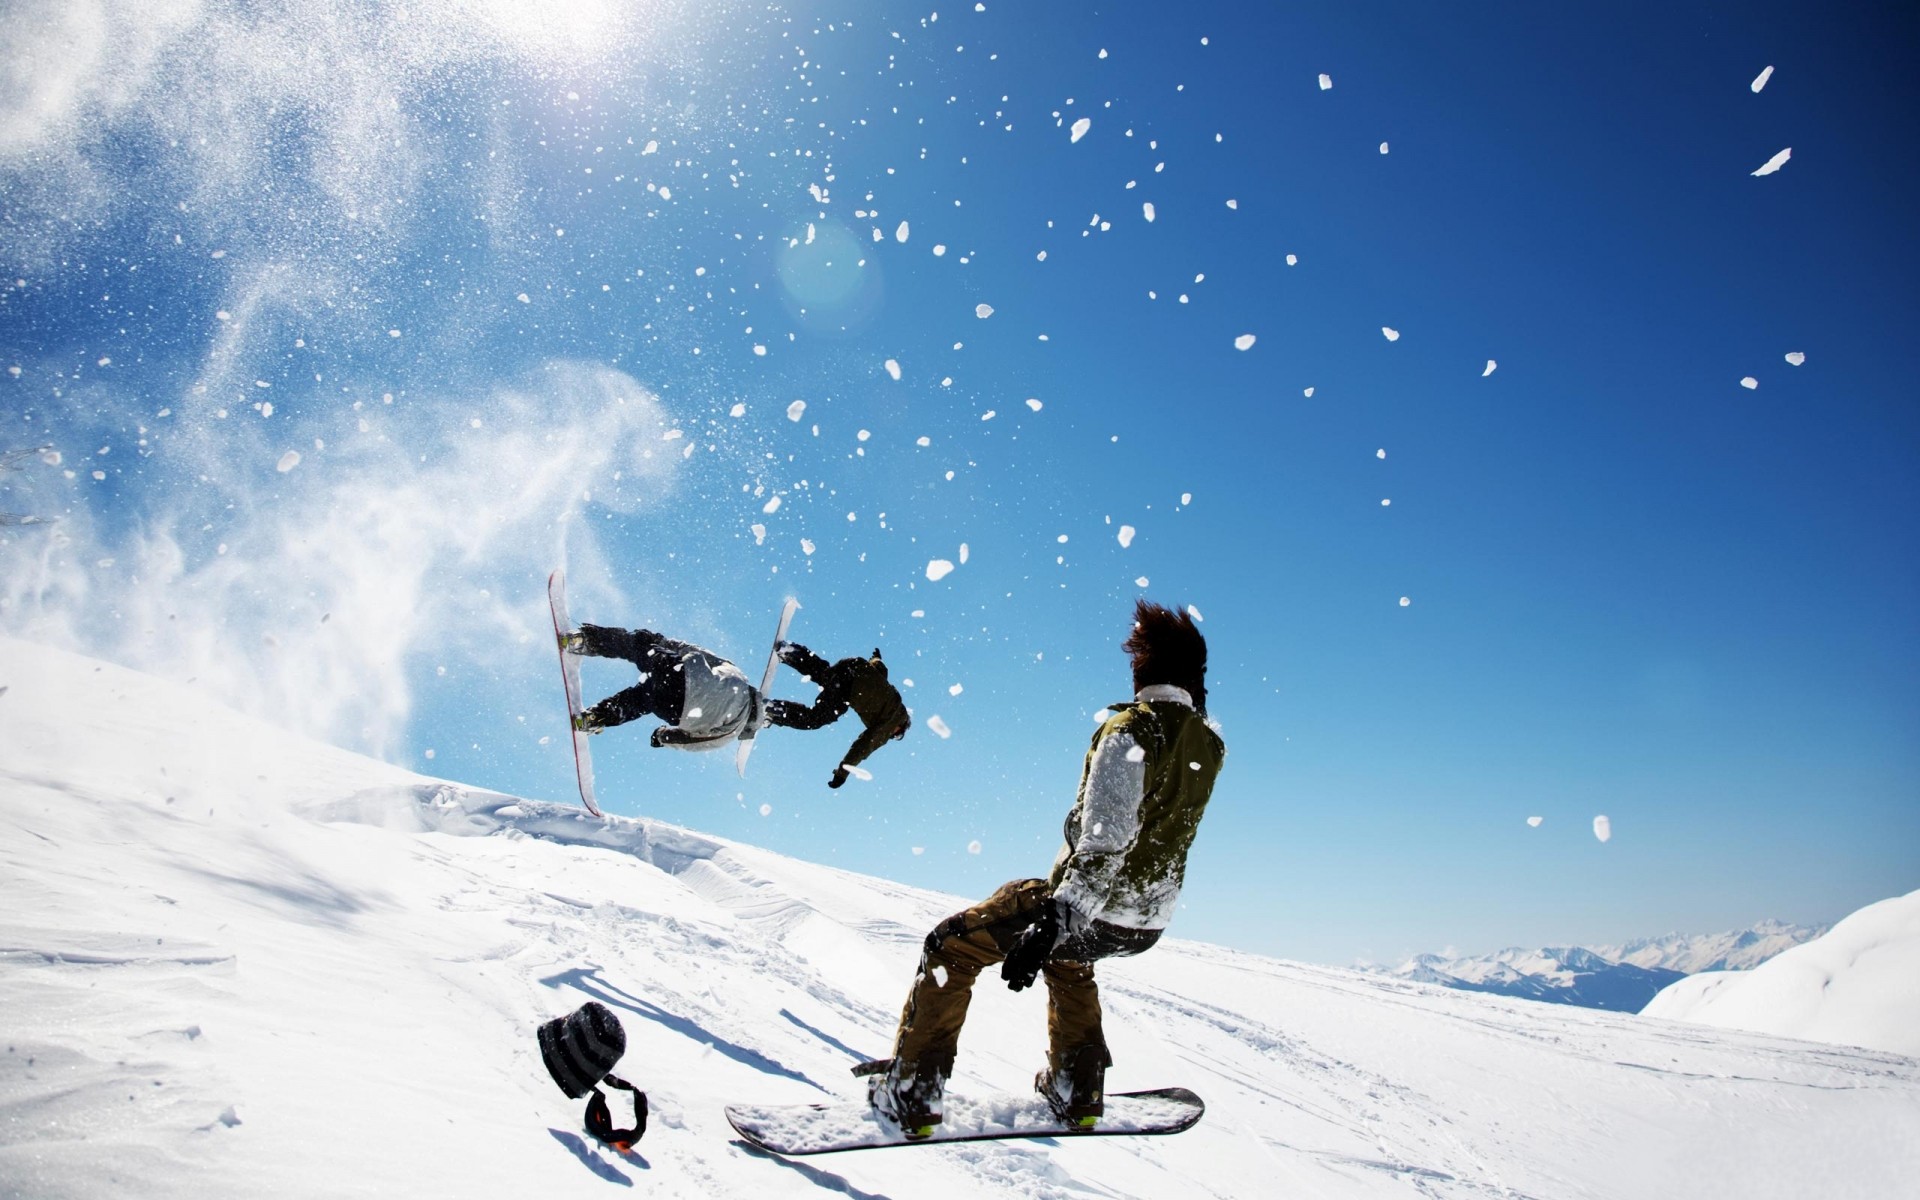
[726,1086,1204,1156]
[546,569,602,817]
[735,596,799,777]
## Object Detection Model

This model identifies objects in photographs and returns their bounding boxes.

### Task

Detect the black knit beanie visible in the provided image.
[538,1001,627,1098]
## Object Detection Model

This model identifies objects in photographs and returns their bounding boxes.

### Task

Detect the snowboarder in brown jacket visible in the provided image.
[862,600,1225,1138]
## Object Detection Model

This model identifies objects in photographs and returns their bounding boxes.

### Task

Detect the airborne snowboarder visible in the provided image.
[563,624,765,750]
[766,642,911,788]
[863,600,1225,1138]
[561,624,909,781]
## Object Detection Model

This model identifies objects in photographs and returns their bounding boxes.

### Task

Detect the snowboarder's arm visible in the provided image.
[775,640,833,680]
[1051,730,1145,921]
[765,692,850,731]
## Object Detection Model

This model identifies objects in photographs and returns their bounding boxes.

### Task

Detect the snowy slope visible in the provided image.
[1642,890,1920,1058]
[4,637,1918,1199]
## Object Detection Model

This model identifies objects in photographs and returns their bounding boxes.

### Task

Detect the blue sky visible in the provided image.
[1,0,1914,966]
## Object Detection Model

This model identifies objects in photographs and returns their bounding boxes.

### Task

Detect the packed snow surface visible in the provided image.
[3,639,1917,1199]
[1643,889,1920,1057]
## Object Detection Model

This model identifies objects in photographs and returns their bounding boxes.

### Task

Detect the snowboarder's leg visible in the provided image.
[1039,960,1111,1124]
[890,927,994,1082]
[879,878,1048,1130]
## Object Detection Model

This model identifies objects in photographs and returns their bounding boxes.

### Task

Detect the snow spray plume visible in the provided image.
[0,361,679,758]
[1124,599,1208,709]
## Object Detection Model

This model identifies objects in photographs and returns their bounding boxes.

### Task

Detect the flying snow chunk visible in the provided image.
[959,543,970,564]
[948,683,963,696]
[1143,202,1156,223]
[885,359,903,380]
[1751,65,1774,93]
[926,715,952,739]
[275,451,301,473]
[845,765,873,782]
[1234,334,1256,351]
[1303,386,1315,397]
[730,402,746,417]
[786,399,807,421]
[1741,376,1759,390]
[800,539,816,555]
[1382,327,1401,342]
[1070,117,1092,143]
[1483,359,1498,377]
[1118,524,1136,548]
[1186,604,1204,622]
[751,523,767,545]
[1593,815,1613,843]
[763,496,782,514]
[1226,198,1238,209]
[1379,142,1390,154]
[1026,398,1043,411]
[1399,596,1411,607]
[1285,254,1298,266]
[1135,576,1150,587]
[1376,448,1387,459]
[759,803,772,816]
[1751,147,1792,176]
[1318,73,1333,90]
[975,303,994,319]
[1785,351,1806,366]
[1527,816,1544,828]
[926,559,956,581]
[968,840,983,855]
[896,221,910,243]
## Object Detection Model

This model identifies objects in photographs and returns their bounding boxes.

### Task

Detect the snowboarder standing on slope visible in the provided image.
[863,600,1224,1138]
[766,642,911,788]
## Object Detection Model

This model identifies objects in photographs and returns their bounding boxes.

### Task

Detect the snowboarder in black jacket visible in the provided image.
[766,642,911,787]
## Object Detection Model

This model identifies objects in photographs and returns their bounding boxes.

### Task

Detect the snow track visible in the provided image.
[4,638,1918,1199]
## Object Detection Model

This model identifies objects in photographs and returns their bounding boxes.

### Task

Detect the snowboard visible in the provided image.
[734,595,799,777]
[725,1087,1204,1156]
[547,569,603,817]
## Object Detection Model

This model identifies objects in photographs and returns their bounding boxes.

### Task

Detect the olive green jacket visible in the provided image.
[1049,685,1226,932]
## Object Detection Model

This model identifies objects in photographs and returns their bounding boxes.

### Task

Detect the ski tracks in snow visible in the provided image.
[1108,977,1528,1198]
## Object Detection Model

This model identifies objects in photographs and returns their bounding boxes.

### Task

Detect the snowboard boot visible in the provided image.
[572,711,605,735]
[558,629,587,655]
[854,1058,944,1140]
[1035,1044,1110,1128]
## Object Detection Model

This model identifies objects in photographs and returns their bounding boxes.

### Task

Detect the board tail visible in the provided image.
[736,596,800,777]
[547,569,603,817]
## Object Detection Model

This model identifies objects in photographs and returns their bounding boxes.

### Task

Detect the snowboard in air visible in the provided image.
[725,1086,1204,1156]
[547,568,602,817]
[734,595,799,777]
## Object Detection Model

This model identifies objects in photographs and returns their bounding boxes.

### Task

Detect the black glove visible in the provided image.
[828,765,849,789]
[1001,899,1062,992]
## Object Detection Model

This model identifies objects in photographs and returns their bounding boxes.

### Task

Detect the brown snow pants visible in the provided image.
[889,878,1106,1078]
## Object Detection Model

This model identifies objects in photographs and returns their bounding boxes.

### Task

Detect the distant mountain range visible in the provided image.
[1373,920,1830,1013]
